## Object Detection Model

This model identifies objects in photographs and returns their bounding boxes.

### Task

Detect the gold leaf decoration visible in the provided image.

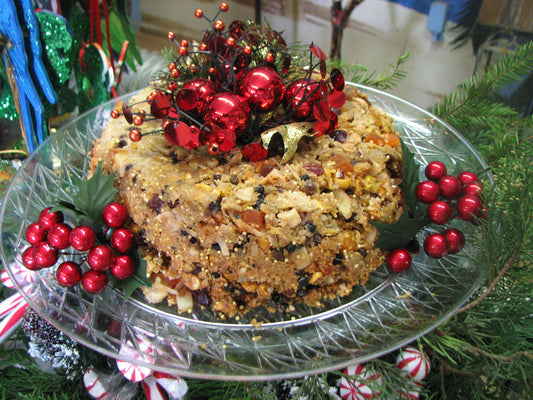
[260,122,315,164]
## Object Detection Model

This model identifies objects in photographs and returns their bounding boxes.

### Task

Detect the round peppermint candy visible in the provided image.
[396,346,431,381]
[339,363,382,400]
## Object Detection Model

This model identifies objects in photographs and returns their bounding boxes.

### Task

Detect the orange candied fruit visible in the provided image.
[241,209,265,230]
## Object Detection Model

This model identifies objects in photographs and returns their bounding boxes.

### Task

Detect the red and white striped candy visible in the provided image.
[396,346,431,381]
[339,363,382,400]
[2,265,34,289]
[153,371,188,400]
[142,376,166,400]
[117,340,155,382]
[0,293,29,344]
[398,381,423,399]
[84,368,112,400]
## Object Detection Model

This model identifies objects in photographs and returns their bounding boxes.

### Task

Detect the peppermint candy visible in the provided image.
[398,381,423,400]
[152,371,188,399]
[116,340,155,382]
[83,367,137,400]
[339,363,382,400]
[396,346,431,381]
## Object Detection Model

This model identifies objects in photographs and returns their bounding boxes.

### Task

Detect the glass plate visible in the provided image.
[0,84,490,380]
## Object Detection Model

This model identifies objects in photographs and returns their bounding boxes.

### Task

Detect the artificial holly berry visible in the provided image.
[424,161,447,182]
[423,233,448,258]
[81,270,108,294]
[87,245,115,271]
[38,207,64,230]
[47,223,72,249]
[110,254,136,280]
[110,228,135,253]
[387,248,412,273]
[69,225,96,251]
[416,180,440,204]
[427,200,452,225]
[438,175,462,199]
[102,202,129,228]
[56,261,82,287]
[25,222,47,245]
[442,228,465,254]
[462,181,483,197]
[457,195,483,222]
[457,170,478,186]
[32,241,59,268]
[22,246,41,270]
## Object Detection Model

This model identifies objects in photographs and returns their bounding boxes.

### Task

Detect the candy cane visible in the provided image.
[142,376,167,400]
[153,371,188,400]
[0,294,29,344]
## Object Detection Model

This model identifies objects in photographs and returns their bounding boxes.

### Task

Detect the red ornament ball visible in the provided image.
[38,207,64,230]
[438,175,462,199]
[416,180,440,203]
[284,78,320,119]
[32,241,59,268]
[102,202,128,228]
[423,233,448,258]
[22,246,41,271]
[462,181,483,197]
[110,254,136,280]
[81,270,108,294]
[427,200,452,225]
[457,195,483,221]
[387,248,412,273]
[442,228,465,254]
[204,93,251,137]
[425,161,447,181]
[25,222,47,245]
[238,66,286,112]
[87,245,115,271]
[457,170,478,186]
[56,261,82,287]
[110,228,135,253]
[47,223,72,250]
[176,78,218,116]
[69,225,96,251]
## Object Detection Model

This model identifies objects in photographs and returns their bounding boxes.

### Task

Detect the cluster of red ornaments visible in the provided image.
[111,3,345,161]
[387,160,485,273]
[22,203,136,294]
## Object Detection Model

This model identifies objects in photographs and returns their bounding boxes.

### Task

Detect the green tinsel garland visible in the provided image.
[1,42,532,400]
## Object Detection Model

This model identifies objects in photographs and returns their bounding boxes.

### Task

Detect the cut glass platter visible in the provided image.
[0,84,490,380]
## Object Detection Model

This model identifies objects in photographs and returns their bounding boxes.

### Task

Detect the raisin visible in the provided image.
[192,288,211,307]
[209,200,221,212]
[333,253,343,265]
[329,129,348,142]
[148,194,164,214]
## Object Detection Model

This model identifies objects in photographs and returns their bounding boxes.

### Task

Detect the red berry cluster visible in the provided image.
[22,203,136,294]
[387,161,485,273]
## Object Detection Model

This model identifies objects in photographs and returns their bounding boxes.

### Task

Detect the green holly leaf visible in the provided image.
[109,249,151,299]
[371,140,428,251]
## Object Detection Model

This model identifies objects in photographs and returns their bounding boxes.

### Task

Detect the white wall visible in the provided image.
[139,0,476,109]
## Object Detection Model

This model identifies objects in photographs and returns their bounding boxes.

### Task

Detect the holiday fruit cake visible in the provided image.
[88,12,405,317]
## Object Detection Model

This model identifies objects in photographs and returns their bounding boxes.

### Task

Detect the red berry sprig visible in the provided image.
[21,203,137,294]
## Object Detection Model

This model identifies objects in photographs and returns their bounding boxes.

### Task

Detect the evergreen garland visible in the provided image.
[1,42,532,400]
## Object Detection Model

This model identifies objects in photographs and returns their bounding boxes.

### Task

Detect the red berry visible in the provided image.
[457,171,478,186]
[22,246,41,270]
[69,226,96,251]
[416,180,440,203]
[423,233,448,258]
[87,245,115,271]
[425,161,447,181]
[32,242,59,268]
[427,200,452,225]
[110,254,136,280]
[25,222,47,245]
[47,223,72,249]
[56,261,82,287]
[442,228,465,254]
[102,202,128,228]
[438,175,462,199]
[81,270,108,294]
[457,195,483,221]
[462,181,483,197]
[387,248,412,273]
[110,228,135,253]
[38,207,64,230]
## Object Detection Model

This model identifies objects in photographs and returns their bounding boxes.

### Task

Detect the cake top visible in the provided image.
[111,2,347,164]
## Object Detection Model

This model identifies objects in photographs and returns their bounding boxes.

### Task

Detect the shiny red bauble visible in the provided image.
[102,202,128,228]
[423,233,448,258]
[81,270,108,294]
[22,246,41,270]
[38,207,64,230]
[25,222,47,245]
[462,181,483,197]
[427,200,452,225]
[442,228,465,254]
[416,180,440,203]
[204,93,251,137]
[47,223,72,249]
[176,78,218,116]
[457,171,478,186]
[32,242,59,268]
[457,195,483,221]
[238,66,286,112]
[284,78,321,119]
[69,225,96,251]
[110,228,135,253]
[387,248,412,273]
[438,175,462,199]
[56,261,82,287]
[110,254,136,280]
[424,161,447,182]
[164,121,200,149]
[149,92,171,119]
[87,244,115,271]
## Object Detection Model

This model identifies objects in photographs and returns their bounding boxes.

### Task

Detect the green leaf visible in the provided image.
[109,249,151,299]
[103,9,143,72]
[371,140,428,251]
